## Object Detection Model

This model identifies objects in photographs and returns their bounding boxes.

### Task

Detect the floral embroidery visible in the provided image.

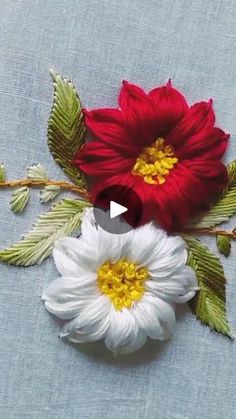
[0,71,235,355]
[97,259,149,310]
[132,137,178,185]
[42,209,197,355]
[74,80,229,232]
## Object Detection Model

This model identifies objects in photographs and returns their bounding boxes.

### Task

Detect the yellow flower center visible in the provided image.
[132,137,178,185]
[97,259,149,311]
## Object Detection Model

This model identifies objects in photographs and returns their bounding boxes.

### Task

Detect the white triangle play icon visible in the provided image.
[110,200,128,219]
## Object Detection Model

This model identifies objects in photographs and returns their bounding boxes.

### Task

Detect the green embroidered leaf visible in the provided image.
[0,162,6,182]
[48,71,87,188]
[216,234,231,257]
[40,185,61,203]
[189,160,236,228]
[0,199,90,267]
[27,163,48,181]
[10,187,30,213]
[184,235,232,338]
[227,159,236,187]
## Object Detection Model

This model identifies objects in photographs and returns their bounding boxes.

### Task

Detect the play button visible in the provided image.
[93,185,143,234]
[110,201,128,219]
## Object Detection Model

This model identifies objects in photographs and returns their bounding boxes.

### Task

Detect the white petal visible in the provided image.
[126,223,187,279]
[97,229,133,266]
[114,330,147,355]
[81,208,99,251]
[61,296,111,342]
[126,222,166,265]
[52,210,138,281]
[148,240,187,278]
[42,274,98,300]
[53,236,98,276]
[132,298,166,340]
[62,316,110,343]
[81,208,134,265]
[44,300,85,320]
[146,266,198,303]
[64,295,110,329]
[140,294,176,340]
[42,274,98,319]
[104,307,143,355]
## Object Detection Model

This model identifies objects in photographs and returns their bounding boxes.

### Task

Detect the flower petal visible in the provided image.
[53,236,98,275]
[42,275,98,319]
[61,295,111,338]
[146,266,198,303]
[118,81,157,145]
[141,294,176,339]
[104,307,143,355]
[147,158,228,231]
[132,298,166,340]
[80,207,99,248]
[97,225,133,267]
[176,127,229,160]
[167,100,215,147]
[148,81,189,135]
[83,108,139,153]
[43,275,98,300]
[147,239,187,278]
[90,171,157,227]
[54,212,133,277]
[114,330,147,355]
[62,316,111,343]
[126,222,186,272]
[74,141,133,176]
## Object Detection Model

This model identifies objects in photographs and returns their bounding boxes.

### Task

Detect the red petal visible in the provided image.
[167,100,215,147]
[148,81,189,135]
[118,81,157,145]
[176,128,229,160]
[84,108,139,154]
[90,172,138,200]
[150,160,228,231]
[182,159,227,182]
[88,158,227,232]
[74,142,133,176]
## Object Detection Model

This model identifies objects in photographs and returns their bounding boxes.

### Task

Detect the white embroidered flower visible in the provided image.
[42,208,198,355]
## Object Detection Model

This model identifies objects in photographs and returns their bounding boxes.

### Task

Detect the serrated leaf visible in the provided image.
[0,199,90,266]
[40,185,61,203]
[189,160,236,228]
[227,159,236,187]
[0,162,6,182]
[48,71,87,188]
[10,187,30,213]
[183,235,232,338]
[27,163,48,181]
[216,234,231,257]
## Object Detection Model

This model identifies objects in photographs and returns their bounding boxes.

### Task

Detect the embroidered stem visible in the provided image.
[0,179,90,200]
[183,228,236,240]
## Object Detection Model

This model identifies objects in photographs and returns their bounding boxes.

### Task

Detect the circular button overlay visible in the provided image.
[93,185,143,235]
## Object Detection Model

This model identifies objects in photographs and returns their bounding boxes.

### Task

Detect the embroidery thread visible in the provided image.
[42,209,198,355]
[74,80,229,232]
[0,72,235,353]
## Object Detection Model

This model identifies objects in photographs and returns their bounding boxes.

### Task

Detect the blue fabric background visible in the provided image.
[0,1,236,418]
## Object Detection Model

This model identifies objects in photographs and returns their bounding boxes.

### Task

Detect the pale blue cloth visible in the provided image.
[0,1,236,418]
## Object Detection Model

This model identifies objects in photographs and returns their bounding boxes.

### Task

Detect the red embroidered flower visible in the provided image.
[74,81,229,231]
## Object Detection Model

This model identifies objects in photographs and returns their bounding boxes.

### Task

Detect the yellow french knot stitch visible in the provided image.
[132,137,178,185]
[97,259,149,310]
